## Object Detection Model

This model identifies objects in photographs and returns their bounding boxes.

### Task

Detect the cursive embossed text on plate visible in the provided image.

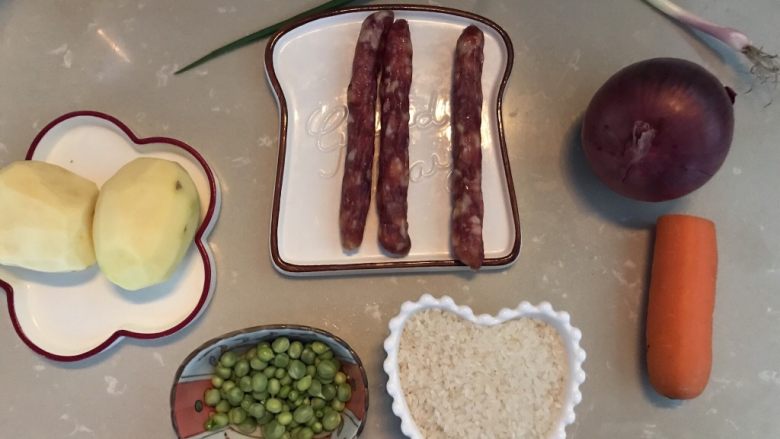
[306,104,348,178]
[305,92,451,180]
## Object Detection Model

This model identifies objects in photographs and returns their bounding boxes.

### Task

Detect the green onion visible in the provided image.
[175,0,356,75]
[644,0,778,83]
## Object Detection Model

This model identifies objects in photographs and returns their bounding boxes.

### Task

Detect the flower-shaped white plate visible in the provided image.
[383,294,587,439]
[265,5,520,275]
[0,111,221,361]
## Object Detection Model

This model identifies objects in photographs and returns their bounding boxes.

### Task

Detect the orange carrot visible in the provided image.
[646,214,717,399]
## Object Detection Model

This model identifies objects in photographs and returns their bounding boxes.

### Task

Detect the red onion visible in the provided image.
[581,58,735,202]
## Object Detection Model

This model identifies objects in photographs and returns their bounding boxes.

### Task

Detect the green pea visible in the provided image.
[310,341,328,355]
[211,376,224,389]
[257,410,274,426]
[321,383,336,401]
[265,398,283,414]
[204,388,221,407]
[293,406,314,424]
[337,383,352,402]
[314,409,323,419]
[215,365,232,380]
[288,390,300,402]
[257,341,271,350]
[307,380,322,398]
[290,424,301,434]
[204,414,217,431]
[239,376,253,393]
[279,385,292,399]
[258,346,275,362]
[300,349,316,365]
[331,399,345,412]
[248,402,266,419]
[275,368,287,380]
[268,378,281,396]
[252,373,268,392]
[317,361,337,381]
[245,347,258,359]
[293,399,304,408]
[219,381,235,401]
[234,359,250,378]
[280,375,292,386]
[263,420,286,439]
[263,366,278,378]
[287,360,306,380]
[311,397,326,410]
[288,341,304,359]
[305,416,316,427]
[295,427,314,439]
[318,351,334,361]
[272,337,290,353]
[236,417,257,434]
[229,407,247,425]
[273,353,290,368]
[321,410,341,431]
[295,375,312,392]
[215,400,231,414]
[241,397,253,412]
[227,386,244,406]
[213,413,229,428]
[220,351,238,368]
[250,358,268,371]
[311,421,323,434]
[277,411,293,426]
[282,402,292,413]
[334,371,347,385]
[253,391,269,401]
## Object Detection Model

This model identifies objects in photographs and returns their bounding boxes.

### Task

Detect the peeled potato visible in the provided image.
[0,160,98,272]
[93,158,201,291]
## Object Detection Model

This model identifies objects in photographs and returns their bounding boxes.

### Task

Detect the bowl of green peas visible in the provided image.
[170,325,368,439]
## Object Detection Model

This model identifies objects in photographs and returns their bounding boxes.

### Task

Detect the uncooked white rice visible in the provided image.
[398,309,568,439]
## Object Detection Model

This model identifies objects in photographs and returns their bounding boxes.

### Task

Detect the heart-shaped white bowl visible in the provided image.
[383,294,586,439]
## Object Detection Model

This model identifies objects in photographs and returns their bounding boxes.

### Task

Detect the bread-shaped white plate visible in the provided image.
[383,294,586,439]
[265,5,520,275]
[0,111,221,361]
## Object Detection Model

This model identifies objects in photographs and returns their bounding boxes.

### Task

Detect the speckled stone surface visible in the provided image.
[0,1,778,437]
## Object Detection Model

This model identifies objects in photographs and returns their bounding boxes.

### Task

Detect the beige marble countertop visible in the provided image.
[1,0,779,437]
